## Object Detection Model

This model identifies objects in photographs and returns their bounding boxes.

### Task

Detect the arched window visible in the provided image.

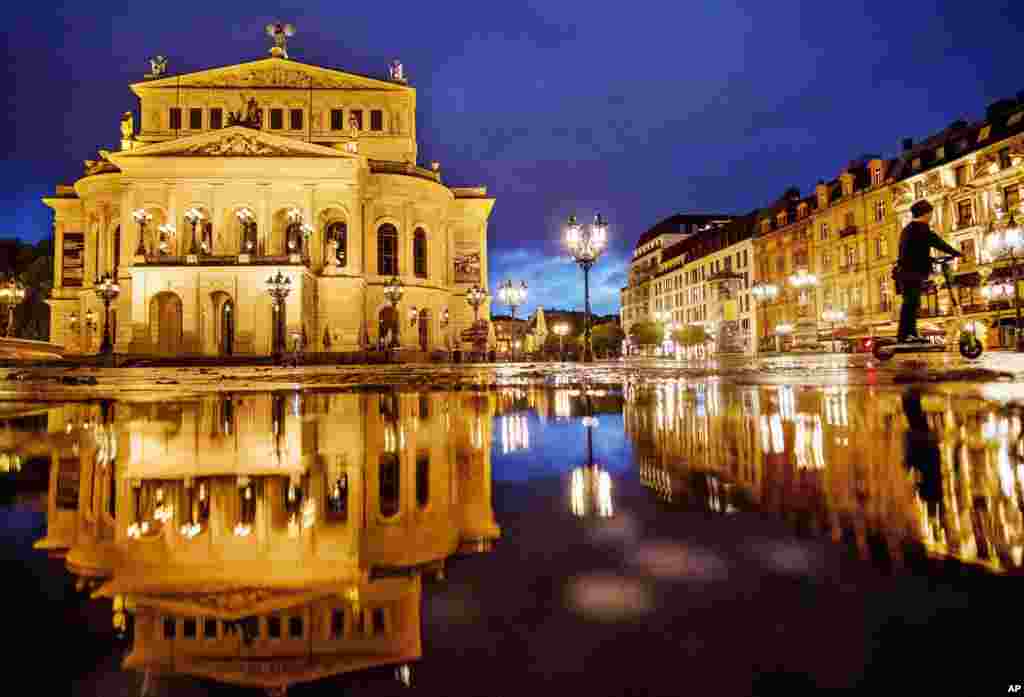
[413,228,427,278]
[380,455,400,517]
[327,222,347,267]
[377,224,398,275]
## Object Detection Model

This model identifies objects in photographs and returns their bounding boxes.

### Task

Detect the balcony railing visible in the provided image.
[139,253,309,267]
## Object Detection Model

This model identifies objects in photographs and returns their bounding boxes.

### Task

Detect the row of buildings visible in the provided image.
[621,92,1024,354]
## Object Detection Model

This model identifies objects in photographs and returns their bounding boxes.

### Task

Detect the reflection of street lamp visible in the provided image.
[986,210,1024,351]
[821,308,846,353]
[265,271,292,360]
[498,279,527,360]
[383,275,405,349]
[553,322,569,360]
[0,275,26,338]
[132,208,152,256]
[570,387,613,518]
[751,281,778,355]
[565,213,609,363]
[94,273,120,356]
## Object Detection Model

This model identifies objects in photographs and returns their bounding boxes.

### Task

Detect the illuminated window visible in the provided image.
[911,157,921,170]
[820,223,829,241]
[328,221,347,267]
[957,200,973,227]
[999,148,1012,170]
[978,125,992,141]
[377,224,398,275]
[874,200,886,222]
[871,167,882,185]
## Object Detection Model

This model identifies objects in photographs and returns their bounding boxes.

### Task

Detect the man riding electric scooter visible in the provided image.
[894,199,962,343]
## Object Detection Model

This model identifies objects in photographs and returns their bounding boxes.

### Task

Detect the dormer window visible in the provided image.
[936,145,945,159]
[978,125,991,141]
[798,203,808,219]
[871,166,883,185]
[777,212,787,226]
[1009,112,1023,127]
[911,158,921,170]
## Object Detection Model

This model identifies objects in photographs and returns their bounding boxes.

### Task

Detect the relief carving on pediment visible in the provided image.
[183,67,360,90]
[184,133,301,157]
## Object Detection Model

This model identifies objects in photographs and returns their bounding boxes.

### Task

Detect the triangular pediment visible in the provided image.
[108,126,356,160]
[133,57,410,92]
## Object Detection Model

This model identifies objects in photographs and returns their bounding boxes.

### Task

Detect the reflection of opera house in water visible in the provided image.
[32,390,499,693]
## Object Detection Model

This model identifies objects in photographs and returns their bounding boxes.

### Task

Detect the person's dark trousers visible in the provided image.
[898,282,923,340]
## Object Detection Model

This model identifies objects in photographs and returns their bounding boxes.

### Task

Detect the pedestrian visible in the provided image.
[893,199,962,343]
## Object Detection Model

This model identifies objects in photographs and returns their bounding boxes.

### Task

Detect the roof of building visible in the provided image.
[634,213,734,250]
[658,211,759,270]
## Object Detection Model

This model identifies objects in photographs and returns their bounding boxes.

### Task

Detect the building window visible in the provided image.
[978,125,992,141]
[204,618,217,639]
[268,616,282,639]
[377,224,398,275]
[912,158,921,170]
[289,616,303,638]
[821,250,830,272]
[350,109,363,130]
[380,454,400,517]
[820,223,829,241]
[373,608,386,635]
[999,148,1013,170]
[189,108,202,129]
[269,108,284,130]
[1009,112,1024,127]
[875,236,888,259]
[914,182,925,200]
[210,108,223,129]
[169,107,182,130]
[961,239,976,264]
[163,618,176,639]
[844,212,855,229]
[183,618,197,639]
[290,109,303,130]
[955,165,967,186]
[328,221,347,267]
[370,110,383,131]
[330,109,344,130]
[874,200,886,223]
[412,229,427,277]
[936,146,945,160]
[1006,185,1021,213]
[957,200,973,227]
[871,166,882,185]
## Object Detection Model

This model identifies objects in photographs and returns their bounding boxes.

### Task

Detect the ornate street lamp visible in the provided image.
[184,207,205,255]
[236,208,256,253]
[157,223,175,256]
[986,209,1024,351]
[553,321,570,361]
[564,213,609,363]
[0,275,26,338]
[383,275,405,349]
[821,308,847,353]
[132,208,152,256]
[465,284,488,323]
[265,270,292,359]
[94,273,120,355]
[498,279,527,360]
[751,281,778,355]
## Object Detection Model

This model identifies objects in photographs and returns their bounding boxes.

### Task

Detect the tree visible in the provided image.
[628,321,664,348]
[671,324,711,347]
[589,321,625,357]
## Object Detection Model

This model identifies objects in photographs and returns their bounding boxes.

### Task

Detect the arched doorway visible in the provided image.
[378,306,398,349]
[220,300,234,355]
[418,309,430,351]
[149,292,183,355]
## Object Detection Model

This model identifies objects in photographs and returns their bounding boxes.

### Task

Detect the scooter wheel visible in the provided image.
[959,339,983,360]
[872,343,894,361]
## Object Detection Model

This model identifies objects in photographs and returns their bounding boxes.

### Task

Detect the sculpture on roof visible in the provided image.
[389,59,406,83]
[265,22,295,59]
[120,112,134,141]
[146,55,167,78]
[226,94,263,129]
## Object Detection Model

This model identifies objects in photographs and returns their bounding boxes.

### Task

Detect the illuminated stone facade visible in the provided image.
[32,389,499,691]
[43,54,494,357]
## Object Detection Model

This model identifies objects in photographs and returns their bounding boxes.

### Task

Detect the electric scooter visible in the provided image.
[872,255,984,361]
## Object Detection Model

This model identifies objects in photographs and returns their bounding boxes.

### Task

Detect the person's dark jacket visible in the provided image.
[897,221,961,282]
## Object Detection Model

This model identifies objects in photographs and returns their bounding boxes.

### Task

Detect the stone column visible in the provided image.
[304,184,317,268]
[166,182,178,256]
[119,186,134,276]
[258,184,271,256]
[208,183,222,255]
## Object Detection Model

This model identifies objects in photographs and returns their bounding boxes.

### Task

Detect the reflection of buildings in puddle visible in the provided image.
[570,466,613,518]
[628,382,1024,572]
[501,414,529,453]
[32,390,501,693]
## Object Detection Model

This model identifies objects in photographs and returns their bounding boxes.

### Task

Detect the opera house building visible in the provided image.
[31,389,500,692]
[43,45,494,357]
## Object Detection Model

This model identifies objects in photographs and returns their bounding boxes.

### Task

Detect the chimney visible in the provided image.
[902,138,914,152]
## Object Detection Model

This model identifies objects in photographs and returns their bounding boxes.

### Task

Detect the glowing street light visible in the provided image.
[466,284,488,322]
[986,209,1024,351]
[0,275,26,338]
[132,208,152,256]
[498,279,527,360]
[564,213,608,363]
[93,273,120,356]
[751,281,779,355]
[383,275,405,350]
[553,321,570,360]
[265,270,292,359]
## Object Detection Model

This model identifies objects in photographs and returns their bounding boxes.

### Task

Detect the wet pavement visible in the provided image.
[3,369,1023,695]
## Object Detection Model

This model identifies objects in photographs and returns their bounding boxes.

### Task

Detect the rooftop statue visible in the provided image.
[265,21,295,59]
[226,94,263,129]
[389,59,406,83]
[146,55,167,78]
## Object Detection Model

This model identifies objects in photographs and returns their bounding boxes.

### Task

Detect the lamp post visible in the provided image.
[236,208,256,254]
[132,208,152,256]
[185,207,205,255]
[465,284,487,323]
[986,210,1024,351]
[497,279,527,360]
[751,281,778,355]
[265,271,292,361]
[94,273,120,356]
[821,308,846,353]
[383,275,405,350]
[0,275,26,338]
[564,213,608,363]
[553,321,569,361]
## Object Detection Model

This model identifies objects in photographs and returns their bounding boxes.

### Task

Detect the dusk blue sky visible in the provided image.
[3,1,1022,315]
